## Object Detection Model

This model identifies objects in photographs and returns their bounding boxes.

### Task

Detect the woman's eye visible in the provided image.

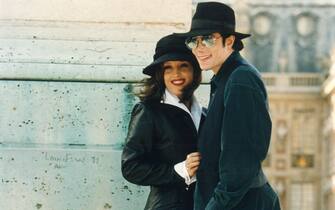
[163,65,171,70]
[180,63,190,68]
[164,67,173,72]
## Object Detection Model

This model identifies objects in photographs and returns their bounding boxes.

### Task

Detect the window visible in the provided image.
[290,183,315,210]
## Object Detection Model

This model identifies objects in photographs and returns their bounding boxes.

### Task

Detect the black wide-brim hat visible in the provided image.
[143,34,200,76]
[176,2,251,39]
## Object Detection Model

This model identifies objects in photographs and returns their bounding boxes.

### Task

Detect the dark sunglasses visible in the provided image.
[185,34,221,50]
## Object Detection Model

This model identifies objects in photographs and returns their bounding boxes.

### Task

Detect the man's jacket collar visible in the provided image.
[210,51,244,88]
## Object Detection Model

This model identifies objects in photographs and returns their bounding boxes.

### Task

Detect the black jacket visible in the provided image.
[122,101,205,210]
[194,52,279,210]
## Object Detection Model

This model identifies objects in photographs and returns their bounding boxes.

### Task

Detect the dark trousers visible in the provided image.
[194,183,281,210]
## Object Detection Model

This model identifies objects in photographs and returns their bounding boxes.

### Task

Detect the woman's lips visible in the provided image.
[171,79,185,85]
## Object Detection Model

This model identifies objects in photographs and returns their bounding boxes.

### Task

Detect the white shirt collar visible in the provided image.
[161,89,202,131]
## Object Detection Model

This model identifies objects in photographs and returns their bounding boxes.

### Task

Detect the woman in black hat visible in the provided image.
[121,34,204,210]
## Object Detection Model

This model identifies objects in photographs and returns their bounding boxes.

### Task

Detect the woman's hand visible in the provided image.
[185,152,201,177]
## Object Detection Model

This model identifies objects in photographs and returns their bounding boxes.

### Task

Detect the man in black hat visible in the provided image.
[177,2,281,210]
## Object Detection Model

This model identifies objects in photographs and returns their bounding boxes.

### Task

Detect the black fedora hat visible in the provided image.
[176,2,250,39]
[143,34,199,76]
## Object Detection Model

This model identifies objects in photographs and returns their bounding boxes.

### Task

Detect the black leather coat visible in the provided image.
[122,101,205,210]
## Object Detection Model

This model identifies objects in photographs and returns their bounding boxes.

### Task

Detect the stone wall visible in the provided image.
[0,1,203,209]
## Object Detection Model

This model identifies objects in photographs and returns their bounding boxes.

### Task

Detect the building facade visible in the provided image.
[204,0,335,210]
[196,0,335,209]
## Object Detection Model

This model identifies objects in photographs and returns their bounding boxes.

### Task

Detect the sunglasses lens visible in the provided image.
[202,35,215,47]
[186,35,217,49]
[185,37,198,50]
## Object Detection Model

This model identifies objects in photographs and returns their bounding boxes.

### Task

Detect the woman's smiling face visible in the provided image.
[163,60,194,99]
